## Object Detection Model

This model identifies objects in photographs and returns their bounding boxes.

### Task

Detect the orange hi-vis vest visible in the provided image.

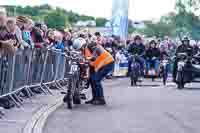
[91,45,114,72]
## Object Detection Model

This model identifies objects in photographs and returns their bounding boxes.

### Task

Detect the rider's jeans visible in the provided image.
[91,63,114,98]
[146,59,160,71]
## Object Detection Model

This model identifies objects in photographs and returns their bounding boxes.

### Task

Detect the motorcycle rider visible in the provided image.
[128,35,146,76]
[172,36,194,82]
[73,38,97,104]
[73,37,114,105]
[145,40,160,75]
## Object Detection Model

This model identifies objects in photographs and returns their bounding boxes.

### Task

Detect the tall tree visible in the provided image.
[175,0,200,39]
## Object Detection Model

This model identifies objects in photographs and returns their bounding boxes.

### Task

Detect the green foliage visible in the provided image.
[174,0,200,39]
[135,0,200,40]
[96,17,107,27]
[128,27,135,34]
[4,4,103,29]
[79,15,95,21]
[44,11,68,30]
[137,20,175,38]
[176,0,200,13]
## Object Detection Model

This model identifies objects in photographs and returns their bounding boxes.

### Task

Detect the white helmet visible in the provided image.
[73,38,86,50]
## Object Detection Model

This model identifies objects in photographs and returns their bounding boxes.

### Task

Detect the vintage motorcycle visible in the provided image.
[62,52,89,109]
[160,56,170,85]
[129,54,142,86]
[175,52,200,89]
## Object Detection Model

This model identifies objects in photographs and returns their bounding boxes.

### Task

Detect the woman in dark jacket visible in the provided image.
[145,40,160,73]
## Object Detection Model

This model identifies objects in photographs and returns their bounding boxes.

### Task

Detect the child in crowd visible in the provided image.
[53,31,65,50]
[22,19,34,48]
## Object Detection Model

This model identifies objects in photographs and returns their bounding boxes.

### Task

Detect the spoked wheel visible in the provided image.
[63,94,73,109]
[163,77,167,86]
[131,80,134,86]
[67,100,73,109]
[64,78,74,109]
[130,72,138,86]
[176,71,184,89]
[131,78,137,86]
[162,71,168,86]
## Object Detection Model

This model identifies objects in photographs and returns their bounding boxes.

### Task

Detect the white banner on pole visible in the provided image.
[111,0,129,40]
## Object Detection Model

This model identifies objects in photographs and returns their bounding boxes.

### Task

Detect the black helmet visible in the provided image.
[182,36,190,41]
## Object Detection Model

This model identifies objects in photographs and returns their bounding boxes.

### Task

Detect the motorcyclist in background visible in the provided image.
[145,40,160,75]
[128,35,146,75]
[172,36,194,82]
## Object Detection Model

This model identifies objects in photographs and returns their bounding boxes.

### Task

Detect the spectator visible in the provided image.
[22,19,34,48]
[0,7,16,56]
[16,16,30,49]
[41,24,48,38]
[63,31,73,50]
[95,32,102,45]
[46,29,55,45]
[53,31,65,50]
[5,18,20,49]
[31,27,44,48]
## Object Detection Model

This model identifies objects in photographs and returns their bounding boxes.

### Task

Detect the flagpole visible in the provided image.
[13,0,17,16]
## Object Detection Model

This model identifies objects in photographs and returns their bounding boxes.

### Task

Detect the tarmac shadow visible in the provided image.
[182,87,200,91]
[135,84,160,87]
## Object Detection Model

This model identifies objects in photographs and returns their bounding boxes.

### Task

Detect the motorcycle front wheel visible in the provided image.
[162,69,168,86]
[176,71,184,89]
[131,78,137,86]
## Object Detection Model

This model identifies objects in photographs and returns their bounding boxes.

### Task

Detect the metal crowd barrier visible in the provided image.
[0,48,80,108]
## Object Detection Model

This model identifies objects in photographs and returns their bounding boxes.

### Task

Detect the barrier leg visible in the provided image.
[27,87,35,97]
[39,85,48,95]
[41,83,52,95]
[8,95,21,108]
[23,87,33,103]
[55,81,64,90]
[13,93,23,105]
[52,81,62,90]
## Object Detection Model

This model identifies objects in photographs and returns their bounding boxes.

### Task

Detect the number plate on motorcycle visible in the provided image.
[149,70,156,75]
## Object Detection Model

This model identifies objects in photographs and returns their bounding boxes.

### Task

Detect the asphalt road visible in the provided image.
[44,78,200,133]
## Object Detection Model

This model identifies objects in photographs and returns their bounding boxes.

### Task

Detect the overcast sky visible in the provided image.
[1,0,176,21]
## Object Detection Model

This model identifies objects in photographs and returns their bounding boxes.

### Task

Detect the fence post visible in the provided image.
[40,49,52,94]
